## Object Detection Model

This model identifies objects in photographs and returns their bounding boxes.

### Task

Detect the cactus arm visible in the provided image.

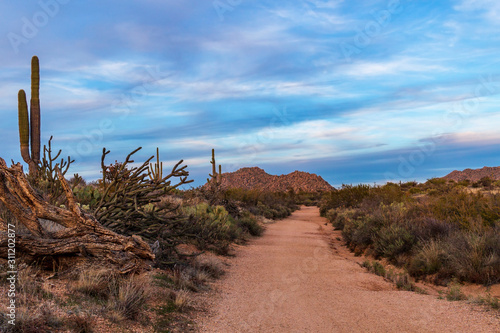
[30,56,41,163]
[18,89,31,164]
[148,147,164,182]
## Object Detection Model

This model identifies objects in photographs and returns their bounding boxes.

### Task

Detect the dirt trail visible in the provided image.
[196,206,500,332]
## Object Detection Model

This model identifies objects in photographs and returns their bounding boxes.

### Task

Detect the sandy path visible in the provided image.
[196,206,500,332]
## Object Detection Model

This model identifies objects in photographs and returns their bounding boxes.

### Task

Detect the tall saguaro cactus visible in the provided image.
[30,56,41,162]
[206,149,223,205]
[207,148,222,188]
[18,56,41,176]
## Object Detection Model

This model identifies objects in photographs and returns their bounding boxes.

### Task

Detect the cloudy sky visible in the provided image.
[1,0,499,187]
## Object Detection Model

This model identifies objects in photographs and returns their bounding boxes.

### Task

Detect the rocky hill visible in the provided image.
[442,166,500,182]
[214,167,333,192]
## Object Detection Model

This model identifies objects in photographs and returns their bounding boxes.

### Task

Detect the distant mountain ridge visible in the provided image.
[443,166,500,182]
[213,167,333,192]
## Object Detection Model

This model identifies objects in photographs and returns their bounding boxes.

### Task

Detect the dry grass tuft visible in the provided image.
[66,311,94,333]
[195,255,226,279]
[111,276,150,320]
[73,268,117,299]
[173,289,192,312]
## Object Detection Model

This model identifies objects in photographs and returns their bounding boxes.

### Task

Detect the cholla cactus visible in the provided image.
[148,147,163,182]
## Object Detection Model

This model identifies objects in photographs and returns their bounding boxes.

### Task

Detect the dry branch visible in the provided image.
[0,157,154,273]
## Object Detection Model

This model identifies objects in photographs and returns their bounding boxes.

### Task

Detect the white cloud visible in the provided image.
[266,1,351,34]
[454,0,500,23]
[151,76,351,101]
[340,57,449,77]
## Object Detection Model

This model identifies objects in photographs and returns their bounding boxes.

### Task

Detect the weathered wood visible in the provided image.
[0,157,154,272]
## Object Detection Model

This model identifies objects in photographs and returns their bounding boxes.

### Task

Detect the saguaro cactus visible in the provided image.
[18,55,41,176]
[207,148,222,188]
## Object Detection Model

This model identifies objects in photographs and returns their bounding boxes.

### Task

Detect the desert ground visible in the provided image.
[196,206,500,333]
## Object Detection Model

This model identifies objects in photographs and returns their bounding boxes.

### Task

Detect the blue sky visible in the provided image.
[1,0,499,188]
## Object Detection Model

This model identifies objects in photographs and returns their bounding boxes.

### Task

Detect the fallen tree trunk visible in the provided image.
[0,158,154,273]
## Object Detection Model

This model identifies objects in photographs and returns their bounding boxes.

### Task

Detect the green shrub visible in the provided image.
[342,215,383,252]
[408,240,447,277]
[446,283,466,301]
[324,179,500,285]
[222,188,298,219]
[458,180,470,187]
[325,208,338,224]
[408,187,422,194]
[320,184,371,215]
[374,224,415,261]
[237,211,263,236]
[471,293,500,309]
[371,261,386,277]
[430,189,500,229]
[426,178,447,186]
[182,203,240,253]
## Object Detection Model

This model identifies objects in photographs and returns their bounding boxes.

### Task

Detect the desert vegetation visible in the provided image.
[0,56,316,332]
[4,55,496,332]
[320,179,500,288]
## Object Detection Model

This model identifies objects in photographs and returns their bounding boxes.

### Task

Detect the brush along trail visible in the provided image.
[196,206,499,332]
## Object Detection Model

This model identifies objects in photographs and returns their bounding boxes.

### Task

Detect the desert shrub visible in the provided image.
[445,283,466,301]
[222,188,298,220]
[472,177,493,189]
[406,216,455,243]
[470,293,500,309]
[236,211,263,236]
[181,203,240,253]
[408,240,447,277]
[400,181,418,191]
[194,256,225,279]
[374,183,407,205]
[329,208,360,230]
[293,190,323,206]
[430,189,500,229]
[325,208,338,224]
[408,187,422,194]
[443,231,500,285]
[167,266,212,292]
[331,180,500,285]
[320,184,371,215]
[458,180,470,187]
[427,189,440,196]
[342,215,383,252]
[320,183,408,217]
[426,178,446,186]
[374,224,415,261]
[371,261,386,277]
